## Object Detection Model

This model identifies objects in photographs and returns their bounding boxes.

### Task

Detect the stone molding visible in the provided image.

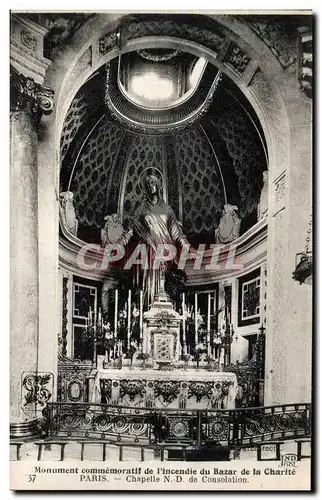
[10,14,52,85]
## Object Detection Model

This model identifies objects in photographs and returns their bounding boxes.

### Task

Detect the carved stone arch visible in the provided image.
[51,15,291,183]
[38,13,311,407]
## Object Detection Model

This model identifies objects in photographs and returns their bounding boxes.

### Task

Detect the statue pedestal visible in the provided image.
[143,290,181,365]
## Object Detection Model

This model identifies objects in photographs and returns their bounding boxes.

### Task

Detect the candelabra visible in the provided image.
[82,308,123,367]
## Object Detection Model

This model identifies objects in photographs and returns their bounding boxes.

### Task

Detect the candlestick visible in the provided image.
[127,290,132,349]
[194,293,198,346]
[114,289,118,339]
[207,293,211,355]
[182,292,186,346]
[212,291,216,355]
[139,290,143,342]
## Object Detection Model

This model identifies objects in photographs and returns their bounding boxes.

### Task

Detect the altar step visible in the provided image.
[10,438,311,462]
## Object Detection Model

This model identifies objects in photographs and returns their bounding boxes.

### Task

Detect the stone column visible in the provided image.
[10,68,54,438]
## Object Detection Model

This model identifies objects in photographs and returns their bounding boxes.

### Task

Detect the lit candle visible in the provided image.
[139,290,143,342]
[213,291,216,355]
[89,306,92,326]
[127,290,132,348]
[114,289,118,338]
[182,292,186,345]
[98,307,102,325]
[194,293,198,345]
[93,306,96,329]
[207,293,211,355]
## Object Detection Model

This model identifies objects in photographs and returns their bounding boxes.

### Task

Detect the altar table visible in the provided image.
[91,368,237,410]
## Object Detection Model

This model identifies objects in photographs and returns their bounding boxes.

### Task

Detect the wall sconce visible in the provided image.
[292,214,312,285]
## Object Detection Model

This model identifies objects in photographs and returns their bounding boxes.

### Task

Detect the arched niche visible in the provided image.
[38,13,311,406]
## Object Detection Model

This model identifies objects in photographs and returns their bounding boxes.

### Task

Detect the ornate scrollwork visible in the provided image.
[244,17,298,69]
[22,372,53,409]
[243,407,309,441]
[37,87,55,114]
[188,381,213,403]
[208,417,229,441]
[154,311,175,327]
[154,380,180,404]
[137,48,179,61]
[20,29,37,50]
[119,379,146,401]
[224,42,250,74]
[120,17,225,54]
[45,402,311,445]
[169,418,189,439]
[98,31,118,55]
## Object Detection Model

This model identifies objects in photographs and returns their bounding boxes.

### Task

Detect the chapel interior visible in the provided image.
[10,12,313,462]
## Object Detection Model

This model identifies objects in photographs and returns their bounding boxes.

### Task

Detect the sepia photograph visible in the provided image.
[9,9,313,491]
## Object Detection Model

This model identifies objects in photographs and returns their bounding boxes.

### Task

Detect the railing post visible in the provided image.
[231,410,240,446]
[197,411,202,447]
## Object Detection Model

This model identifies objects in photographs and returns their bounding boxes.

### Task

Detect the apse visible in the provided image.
[60,53,268,247]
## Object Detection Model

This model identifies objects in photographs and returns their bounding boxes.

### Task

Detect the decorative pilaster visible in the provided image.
[10,67,54,438]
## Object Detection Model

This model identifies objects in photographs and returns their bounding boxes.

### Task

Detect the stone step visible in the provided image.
[10,440,155,462]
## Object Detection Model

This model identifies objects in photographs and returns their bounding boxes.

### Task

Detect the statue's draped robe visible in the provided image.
[129,197,188,308]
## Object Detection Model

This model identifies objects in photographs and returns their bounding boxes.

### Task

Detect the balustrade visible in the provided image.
[42,402,311,449]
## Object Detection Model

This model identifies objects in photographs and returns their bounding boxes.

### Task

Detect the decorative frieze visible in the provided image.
[20,29,37,50]
[94,370,237,409]
[244,17,298,69]
[99,32,118,55]
[224,42,250,75]
[10,14,51,85]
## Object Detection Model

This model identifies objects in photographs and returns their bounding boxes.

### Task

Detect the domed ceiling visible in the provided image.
[60,59,268,246]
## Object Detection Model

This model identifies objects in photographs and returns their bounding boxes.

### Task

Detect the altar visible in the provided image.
[91,367,237,410]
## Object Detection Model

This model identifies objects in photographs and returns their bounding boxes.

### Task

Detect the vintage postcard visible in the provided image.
[10,10,313,491]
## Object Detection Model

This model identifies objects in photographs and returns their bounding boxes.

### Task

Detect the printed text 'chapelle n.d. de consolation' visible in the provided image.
[31,465,298,485]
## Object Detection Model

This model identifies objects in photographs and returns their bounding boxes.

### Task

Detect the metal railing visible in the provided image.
[43,402,311,448]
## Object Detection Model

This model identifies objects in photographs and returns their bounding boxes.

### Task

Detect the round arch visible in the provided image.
[37,13,311,407]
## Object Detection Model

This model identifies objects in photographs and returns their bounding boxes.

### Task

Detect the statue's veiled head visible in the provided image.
[143,174,161,198]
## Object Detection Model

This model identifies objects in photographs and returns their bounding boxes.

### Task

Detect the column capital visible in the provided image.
[10,67,54,123]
